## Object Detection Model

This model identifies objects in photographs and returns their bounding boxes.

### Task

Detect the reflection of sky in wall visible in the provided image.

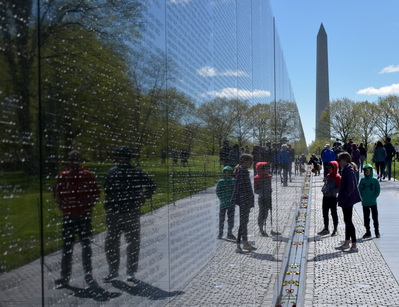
[136,0,292,106]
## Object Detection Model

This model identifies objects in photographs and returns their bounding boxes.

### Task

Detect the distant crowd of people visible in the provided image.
[217,137,397,255]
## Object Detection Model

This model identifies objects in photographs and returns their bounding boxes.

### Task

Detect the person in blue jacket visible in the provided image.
[321,144,336,178]
[358,164,380,238]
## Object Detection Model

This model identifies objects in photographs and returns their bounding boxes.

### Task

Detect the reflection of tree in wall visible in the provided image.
[196,98,237,155]
[270,100,298,144]
[230,99,252,147]
[0,0,144,175]
[42,27,135,174]
[250,103,272,146]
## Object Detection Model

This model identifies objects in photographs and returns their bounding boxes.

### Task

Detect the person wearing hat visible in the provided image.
[103,145,156,282]
[54,150,100,288]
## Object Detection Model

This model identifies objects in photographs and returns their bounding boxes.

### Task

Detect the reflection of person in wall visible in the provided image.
[254,162,272,237]
[278,144,291,186]
[219,140,230,166]
[103,146,156,283]
[54,150,100,289]
[161,149,167,165]
[181,149,190,167]
[172,150,179,165]
[229,144,240,168]
[232,153,256,253]
[216,166,236,240]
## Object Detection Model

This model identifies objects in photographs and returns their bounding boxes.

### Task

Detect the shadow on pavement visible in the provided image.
[250,253,280,262]
[66,284,122,302]
[111,280,184,300]
[311,251,343,262]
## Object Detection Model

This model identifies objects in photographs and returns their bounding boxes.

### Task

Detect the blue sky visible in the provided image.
[269,0,399,145]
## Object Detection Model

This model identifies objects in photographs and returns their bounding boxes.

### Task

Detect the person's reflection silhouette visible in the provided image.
[54,150,100,288]
[104,146,156,283]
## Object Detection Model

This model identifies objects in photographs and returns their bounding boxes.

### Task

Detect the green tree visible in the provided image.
[374,95,398,140]
[353,101,378,150]
[320,98,359,143]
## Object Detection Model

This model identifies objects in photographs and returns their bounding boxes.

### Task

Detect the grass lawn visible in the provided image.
[0,155,222,272]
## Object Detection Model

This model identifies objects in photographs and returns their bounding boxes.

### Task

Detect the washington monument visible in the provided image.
[315,23,330,139]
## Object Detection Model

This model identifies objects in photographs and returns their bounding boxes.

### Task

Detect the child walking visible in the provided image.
[231,153,256,252]
[318,161,341,236]
[254,162,273,237]
[216,166,237,240]
[358,164,381,238]
[336,152,362,253]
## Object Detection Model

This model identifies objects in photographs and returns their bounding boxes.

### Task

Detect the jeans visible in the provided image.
[219,207,235,236]
[342,206,356,243]
[322,196,338,231]
[375,161,384,178]
[258,195,272,231]
[105,211,141,276]
[384,159,392,179]
[360,155,366,171]
[237,206,250,244]
[363,205,379,235]
[60,215,93,282]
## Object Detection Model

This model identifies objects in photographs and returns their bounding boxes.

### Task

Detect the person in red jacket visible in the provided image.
[54,150,100,288]
[254,162,273,237]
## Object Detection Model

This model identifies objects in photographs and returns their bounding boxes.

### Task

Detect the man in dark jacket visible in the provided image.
[383,137,396,180]
[103,146,156,282]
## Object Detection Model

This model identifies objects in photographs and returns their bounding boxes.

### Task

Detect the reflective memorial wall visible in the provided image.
[0,0,306,305]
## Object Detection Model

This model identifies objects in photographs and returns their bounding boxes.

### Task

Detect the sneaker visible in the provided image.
[55,278,69,289]
[259,231,269,237]
[227,233,237,240]
[318,229,330,235]
[335,244,350,250]
[235,247,243,253]
[331,230,337,237]
[347,247,359,253]
[243,244,257,251]
[271,230,281,236]
[362,233,371,239]
[127,275,138,283]
[103,272,119,282]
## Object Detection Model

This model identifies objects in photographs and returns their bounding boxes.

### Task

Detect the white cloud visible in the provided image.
[200,87,271,99]
[357,83,399,95]
[169,0,190,4]
[197,66,217,77]
[196,66,249,77]
[379,65,399,74]
[220,70,249,77]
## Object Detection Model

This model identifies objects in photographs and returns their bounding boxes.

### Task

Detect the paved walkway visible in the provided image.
[1,170,399,306]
